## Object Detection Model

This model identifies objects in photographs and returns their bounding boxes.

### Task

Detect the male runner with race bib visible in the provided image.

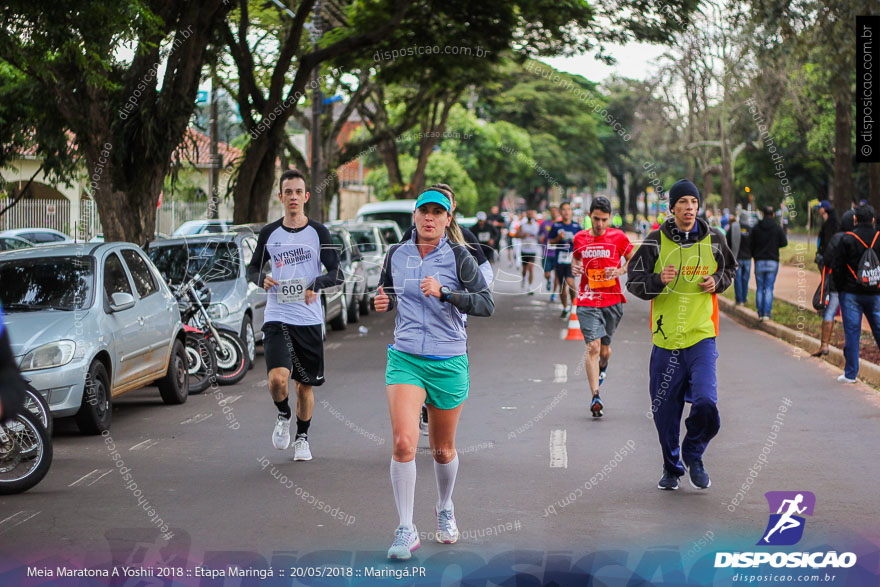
[571,197,634,417]
[247,169,343,461]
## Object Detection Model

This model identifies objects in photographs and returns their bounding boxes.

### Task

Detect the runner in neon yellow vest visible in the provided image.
[627,179,737,491]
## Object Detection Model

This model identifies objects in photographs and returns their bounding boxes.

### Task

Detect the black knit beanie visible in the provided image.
[668,179,700,209]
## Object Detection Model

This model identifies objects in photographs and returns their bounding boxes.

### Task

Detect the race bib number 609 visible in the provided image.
[277,278,308,303]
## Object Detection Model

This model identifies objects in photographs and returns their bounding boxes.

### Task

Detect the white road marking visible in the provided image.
[550,429,568,468]
[325,342,342,350]
[129,439,159,451]
[501,406,518,410]
[0,511,40,534]
[180,413,213,425]
[69,469,101,487]
[88,470,113,486]
[254,379,268,388]
[221,394,242,405]
[554,364,568,383]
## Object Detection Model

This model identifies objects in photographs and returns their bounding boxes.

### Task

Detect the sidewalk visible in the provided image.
[744,261,872,332]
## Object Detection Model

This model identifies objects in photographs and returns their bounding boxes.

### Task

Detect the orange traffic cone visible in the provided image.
[564,307,583,341]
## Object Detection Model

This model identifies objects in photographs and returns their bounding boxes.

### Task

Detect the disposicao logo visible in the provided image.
[714,491,857,569]
[758,490,815,546]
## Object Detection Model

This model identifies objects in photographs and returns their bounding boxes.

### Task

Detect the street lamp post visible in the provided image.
[309,1,324,222]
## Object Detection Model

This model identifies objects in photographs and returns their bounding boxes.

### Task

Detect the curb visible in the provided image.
[717,296,880,387]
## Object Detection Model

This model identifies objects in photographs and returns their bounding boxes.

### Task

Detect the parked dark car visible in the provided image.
[326,226,369,330]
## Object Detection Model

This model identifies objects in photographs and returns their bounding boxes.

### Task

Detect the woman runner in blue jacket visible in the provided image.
[374,188,494,559]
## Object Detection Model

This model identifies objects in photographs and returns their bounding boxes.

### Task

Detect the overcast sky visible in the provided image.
[539,41,668,87]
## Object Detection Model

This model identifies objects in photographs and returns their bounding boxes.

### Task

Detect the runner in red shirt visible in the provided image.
[572,197,634,417]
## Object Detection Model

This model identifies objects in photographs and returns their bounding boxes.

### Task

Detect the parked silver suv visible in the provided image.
[0,243,189,434]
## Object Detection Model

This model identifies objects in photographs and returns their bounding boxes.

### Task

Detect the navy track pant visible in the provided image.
[648,337,721,476]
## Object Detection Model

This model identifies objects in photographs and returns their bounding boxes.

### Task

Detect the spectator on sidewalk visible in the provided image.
[829,205,880,383]
[726,212,754,306]
[751,206,788,321]
[812,200,840,356]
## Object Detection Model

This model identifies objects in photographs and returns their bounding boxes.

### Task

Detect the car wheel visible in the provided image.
[359,289,371,316]
[330,292,348,331]
[158,339,189,405]
[241,314,256,370]
[75,360,112,435]
[347,288,361,323]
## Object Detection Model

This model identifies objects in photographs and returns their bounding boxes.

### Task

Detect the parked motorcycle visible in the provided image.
[0,409,52,495]
[22,378,52,436]
[172,274,247,388]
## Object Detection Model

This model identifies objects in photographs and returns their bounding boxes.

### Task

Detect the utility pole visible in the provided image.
[309,0,324,222]
[208,67,220,219]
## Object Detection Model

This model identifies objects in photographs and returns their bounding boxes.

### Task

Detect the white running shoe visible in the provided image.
[293,436,313,461]
[387,525,420,559]
[837,374,857,383]
[435,506,460,544]
[272,415,291,450]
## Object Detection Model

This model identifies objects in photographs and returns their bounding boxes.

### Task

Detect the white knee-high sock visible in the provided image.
[390,459,416,531]
[434,454,459,511]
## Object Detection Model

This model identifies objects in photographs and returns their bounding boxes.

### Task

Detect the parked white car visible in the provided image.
[0,228,74,245]
[172,219,235,236]
[0,243,189,434]
[355,200,416,233]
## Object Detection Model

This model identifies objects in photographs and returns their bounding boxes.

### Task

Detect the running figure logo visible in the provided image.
[653,316,667,340]
[758,491,816,546]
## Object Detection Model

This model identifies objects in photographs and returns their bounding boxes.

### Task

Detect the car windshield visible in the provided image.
[348,230,379,253]
[148,242,239,284]
[0,256,94,311]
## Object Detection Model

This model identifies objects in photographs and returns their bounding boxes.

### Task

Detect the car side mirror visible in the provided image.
[109,292,136,312]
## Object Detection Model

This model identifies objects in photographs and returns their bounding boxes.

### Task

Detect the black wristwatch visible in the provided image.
[439,286,452,303]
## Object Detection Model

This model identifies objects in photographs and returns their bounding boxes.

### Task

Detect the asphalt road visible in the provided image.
[2,257,879,583]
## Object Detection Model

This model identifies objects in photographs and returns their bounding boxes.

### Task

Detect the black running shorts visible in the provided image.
[262,321,325,386]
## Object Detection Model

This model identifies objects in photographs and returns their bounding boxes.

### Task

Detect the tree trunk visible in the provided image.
[91,165,161,245]
[376,138,406,198]
[720,132,734,211]
[832,93,854,216]
[867,162,880,212]
[627,177,640,225]
[614,173,626,219]
[702,168,714,205]
[232,128,283,224]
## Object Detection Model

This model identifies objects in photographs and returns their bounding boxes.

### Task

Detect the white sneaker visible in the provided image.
[387,525,420,559]
[837,374,857,383]
[435,506,460,544]
[272,415,291,450]
[293,436,313,461]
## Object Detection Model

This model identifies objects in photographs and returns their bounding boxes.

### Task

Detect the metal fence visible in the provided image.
[1,197,287,240]
[0,199,72,234]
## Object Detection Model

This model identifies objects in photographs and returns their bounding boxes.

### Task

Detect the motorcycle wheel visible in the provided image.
[0,411,53,495]
[214,330,248,385]
[185,333,217,394]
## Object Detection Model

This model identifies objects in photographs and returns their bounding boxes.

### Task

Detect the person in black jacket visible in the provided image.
[750,206,788,320]
[472,212,499,264]
[815,201,839,264]
[726,212,754,305]
[626,179,737,491]
[829,205,880,382]
[811,201,840,356]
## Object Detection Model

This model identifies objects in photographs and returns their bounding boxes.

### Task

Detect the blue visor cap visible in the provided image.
[415,190,451,212]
